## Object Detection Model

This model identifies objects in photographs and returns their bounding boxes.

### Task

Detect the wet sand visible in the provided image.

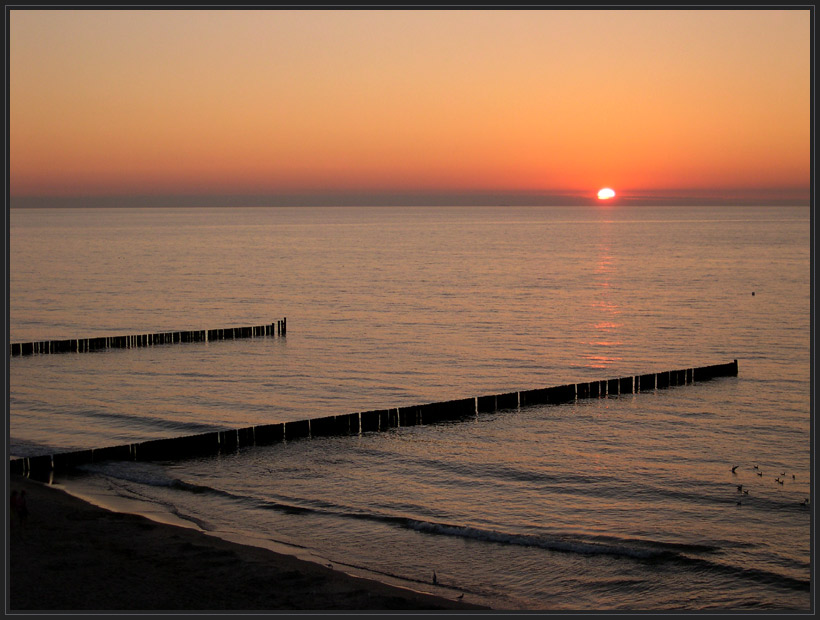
[7,476,488,612]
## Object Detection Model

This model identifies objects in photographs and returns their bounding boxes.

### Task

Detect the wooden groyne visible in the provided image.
[10,360,738,480]
[8,318,287,357]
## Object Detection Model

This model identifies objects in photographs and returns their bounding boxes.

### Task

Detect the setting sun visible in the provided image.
[598,188,616,200]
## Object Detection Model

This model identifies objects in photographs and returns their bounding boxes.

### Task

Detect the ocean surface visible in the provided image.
[8,205,812,610]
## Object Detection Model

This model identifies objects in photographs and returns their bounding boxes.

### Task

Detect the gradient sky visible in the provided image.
[9,9,811,206]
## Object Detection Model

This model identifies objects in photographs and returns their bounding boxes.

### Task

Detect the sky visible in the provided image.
[8,9,812,207]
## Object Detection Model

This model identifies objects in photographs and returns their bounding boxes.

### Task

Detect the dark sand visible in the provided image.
[7,476,488,612]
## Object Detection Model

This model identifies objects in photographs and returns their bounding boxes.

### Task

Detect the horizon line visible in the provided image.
[8,190,811,209]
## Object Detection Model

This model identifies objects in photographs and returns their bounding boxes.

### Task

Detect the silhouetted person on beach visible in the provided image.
[10,490,18,527]
[11,490,28,527]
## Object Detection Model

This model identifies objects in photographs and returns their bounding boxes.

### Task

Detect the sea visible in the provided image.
[7,205,812,611]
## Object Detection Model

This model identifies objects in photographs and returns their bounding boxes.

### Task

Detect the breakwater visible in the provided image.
[10,360,738,480]
[8,318,287,357]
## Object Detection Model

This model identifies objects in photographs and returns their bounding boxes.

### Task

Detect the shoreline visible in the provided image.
[7,475,489,612]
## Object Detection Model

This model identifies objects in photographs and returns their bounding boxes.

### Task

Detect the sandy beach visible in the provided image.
[7,476,488,612]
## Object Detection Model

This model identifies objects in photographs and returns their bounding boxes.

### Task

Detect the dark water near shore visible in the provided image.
[9,205,811,610]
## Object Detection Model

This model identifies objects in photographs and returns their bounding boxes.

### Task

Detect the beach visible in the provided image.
[7,476,487,612]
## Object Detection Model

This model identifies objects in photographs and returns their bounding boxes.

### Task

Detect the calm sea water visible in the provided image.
[8,205,812,610]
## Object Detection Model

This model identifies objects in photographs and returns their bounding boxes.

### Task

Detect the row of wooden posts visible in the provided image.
[10,360,739,480]
[8,318,287,357]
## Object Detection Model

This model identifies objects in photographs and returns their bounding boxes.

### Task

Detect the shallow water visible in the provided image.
[9,205,811,610]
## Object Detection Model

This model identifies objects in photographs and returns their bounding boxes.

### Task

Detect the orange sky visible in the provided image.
[9,9,811,206]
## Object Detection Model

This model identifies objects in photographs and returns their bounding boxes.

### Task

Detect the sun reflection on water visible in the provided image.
[583,220,624,370]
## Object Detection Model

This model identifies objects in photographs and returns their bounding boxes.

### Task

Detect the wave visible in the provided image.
[85,461,810,593]
[405,520,702,560]
[86,462,672,558]
[405,521,808,591]
[70,406,222,436]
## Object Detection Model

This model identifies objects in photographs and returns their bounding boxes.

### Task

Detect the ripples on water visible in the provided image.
[9,206,811,610]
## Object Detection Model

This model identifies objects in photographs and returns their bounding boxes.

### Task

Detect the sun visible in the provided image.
[597,188,616,200]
